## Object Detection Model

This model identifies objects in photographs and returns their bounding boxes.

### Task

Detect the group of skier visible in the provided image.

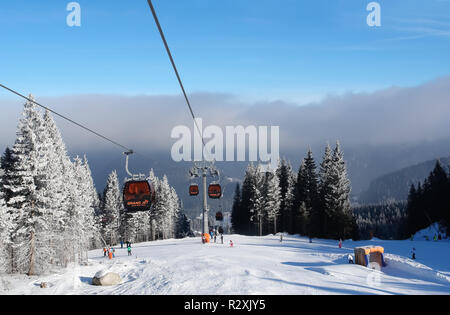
[203,227,225,244]
[103,246,115,259]
[103,240,132,258]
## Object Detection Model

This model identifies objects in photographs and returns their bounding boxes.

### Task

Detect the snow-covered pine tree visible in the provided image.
[276,159,296,233]
[82,155,101,249]
[319,143,334,237]
[322,141,353,239]
[0,147,17,203]
[238,163,259,235]
[154,175,172,239]
[264,171,281,235]
[168,186,181,239]
[295,149,320,238]
[250,165,265,236]
[67,156,99,263]
[40,110,73,265]
[176,212,193,239]
[0,179,13,273]
[0,148,16,273]
[230,183,242,234]
[293,160,307,235]
[149,169,158,192]
[148,169,159,241]
[102,170,122,245]
[43,109,84,267]
[6,95,55,275]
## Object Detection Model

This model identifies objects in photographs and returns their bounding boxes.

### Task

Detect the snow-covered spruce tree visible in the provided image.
[250,165,265,236]
[230,183,242,234]
[153,175,172,239]
[149,174,180,240]
[0,147,17,273]
[0,180,13,273]
[292,160,308,235]
[101,170,122,245]
[40,110,73,265]
[237,163,259,235]
[6,95,56,275]
[67,156,98,263]
[320,142,353,239]
[147,169,159,241]
[168,186,181,239]
[264,171,281,235]
[43,109,86,267]
[276,159,296,234]
[82,155,102,249]
[176,212,193,239]
[0,147,17,203]
[318,143,334,238]
[293,149,321,238]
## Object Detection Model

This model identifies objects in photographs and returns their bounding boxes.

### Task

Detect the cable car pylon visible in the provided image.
[189,162,221,242]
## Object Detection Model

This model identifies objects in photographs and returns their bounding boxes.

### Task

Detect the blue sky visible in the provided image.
[1,0,450,104]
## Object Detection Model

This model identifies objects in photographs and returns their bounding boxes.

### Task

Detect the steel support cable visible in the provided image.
[146,0,206,151]
[0,83,133,153]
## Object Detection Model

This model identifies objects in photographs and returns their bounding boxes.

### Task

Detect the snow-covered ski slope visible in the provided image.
[1,234,450,295]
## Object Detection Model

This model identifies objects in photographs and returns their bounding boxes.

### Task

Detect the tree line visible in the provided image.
[353,201,408,240]
[231,142,359,240]
[0,96,191,275]
[406,160,450,237]
[352,160,450,241]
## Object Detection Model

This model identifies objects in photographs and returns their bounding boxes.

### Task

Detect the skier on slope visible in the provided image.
[127,245,132,256]
[411,248,416,260]
[229,240,234,247]
[348,254,354,264]
[339,239,342,249]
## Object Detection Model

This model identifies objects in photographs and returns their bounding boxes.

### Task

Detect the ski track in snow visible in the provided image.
[1,235,450,295]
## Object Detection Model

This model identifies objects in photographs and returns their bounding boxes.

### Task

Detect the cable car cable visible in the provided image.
[0,83,134,153]
[146,0,205,149]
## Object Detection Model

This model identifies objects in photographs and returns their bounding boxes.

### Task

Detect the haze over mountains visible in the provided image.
[1,77,450,216]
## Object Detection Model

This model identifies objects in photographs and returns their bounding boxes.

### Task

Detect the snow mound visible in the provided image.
[384,254,450,285]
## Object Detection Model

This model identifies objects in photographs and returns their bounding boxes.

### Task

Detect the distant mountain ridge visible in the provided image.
[359,157,450,204]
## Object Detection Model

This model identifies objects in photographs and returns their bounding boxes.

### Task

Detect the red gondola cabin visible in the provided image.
[123,180,154,212]
[208,184,222,199]
[189,184,199,196]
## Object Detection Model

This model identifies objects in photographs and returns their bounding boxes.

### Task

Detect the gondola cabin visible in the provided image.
[215,211,223,221]
[208,184,222,199]
[189,184,199,196]
[123,180,154,212]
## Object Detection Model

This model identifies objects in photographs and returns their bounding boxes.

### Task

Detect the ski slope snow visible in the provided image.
[1,234,449,295]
